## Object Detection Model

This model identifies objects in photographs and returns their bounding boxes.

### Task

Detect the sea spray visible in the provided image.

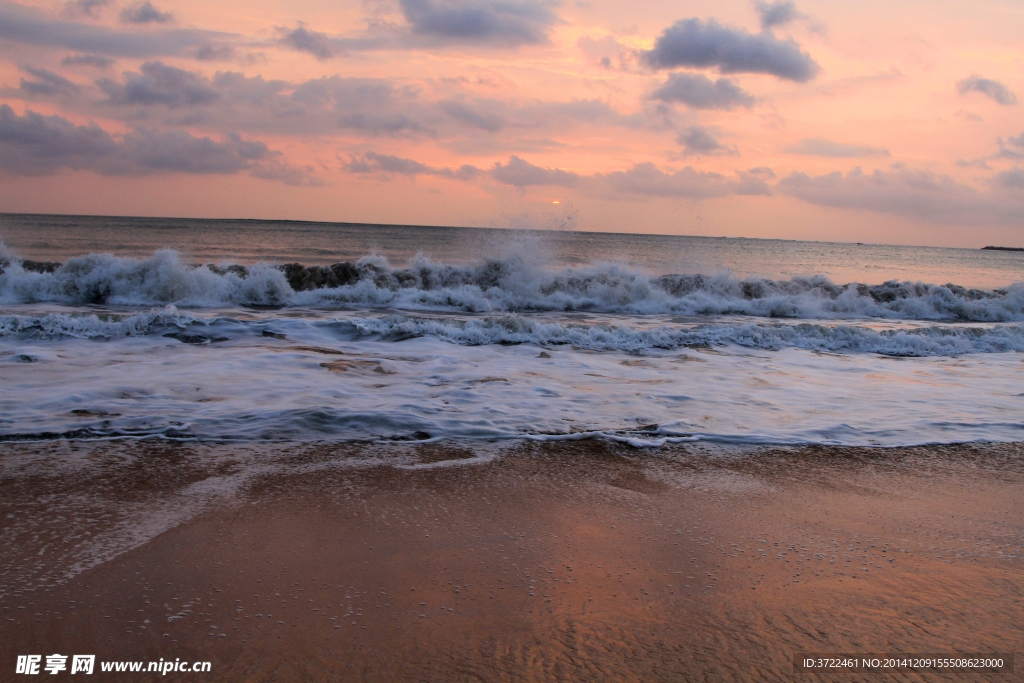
[2,244,1023,321]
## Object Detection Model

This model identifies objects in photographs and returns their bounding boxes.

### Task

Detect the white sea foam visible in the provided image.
[0,248,292,307]
[1,316,1022,447]
[0,306,196,339]
[348,314,1024,356]
[3,242,1023,449]
[2,310,1021,357]
[2,246,1023,321]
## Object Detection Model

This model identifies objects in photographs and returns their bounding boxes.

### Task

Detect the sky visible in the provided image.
[0,0,1022,247]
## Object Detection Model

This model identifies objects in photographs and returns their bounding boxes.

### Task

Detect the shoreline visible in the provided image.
[1,440,1021,681]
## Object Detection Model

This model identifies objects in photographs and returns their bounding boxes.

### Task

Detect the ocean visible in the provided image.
[1,212,1023,448]
[2,214,1023,676]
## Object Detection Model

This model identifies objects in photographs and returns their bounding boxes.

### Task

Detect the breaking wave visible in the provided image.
[349,315,1024,356]
[2,245,1023,321]
[0,307,197,339]
[2,308,1022,356]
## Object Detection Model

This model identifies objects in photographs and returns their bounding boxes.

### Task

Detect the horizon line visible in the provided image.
[0,211,1004,253]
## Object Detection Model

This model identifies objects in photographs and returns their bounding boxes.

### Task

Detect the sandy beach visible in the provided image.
[3,0,1024,676]
[1,439,1020,681]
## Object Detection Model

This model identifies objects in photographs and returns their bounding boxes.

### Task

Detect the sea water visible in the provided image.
[1,213,1023,447]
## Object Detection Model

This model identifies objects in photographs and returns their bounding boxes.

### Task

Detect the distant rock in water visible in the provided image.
[981,246,1024,252]
[163,333,229,344]
[0,259,63,275]
[278,262,362,291]
[26,260,64,273]
[204,263,249,278]
[200,261,373,291]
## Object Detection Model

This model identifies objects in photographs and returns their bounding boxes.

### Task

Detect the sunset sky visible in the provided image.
[0,0,1022,246]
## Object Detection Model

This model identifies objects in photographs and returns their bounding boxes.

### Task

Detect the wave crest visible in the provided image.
[0,306,196,338]
[351,315,1024,356]
[2,246,1022,321]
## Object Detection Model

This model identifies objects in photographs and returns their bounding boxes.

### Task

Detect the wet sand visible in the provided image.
[1,440,1022,681]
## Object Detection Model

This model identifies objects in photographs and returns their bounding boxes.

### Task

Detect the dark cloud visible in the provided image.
[277,22,337,60]
[114,128,259,173]
[345,151,431,175]
[338,113,425,135]
[956,134,1024,168]
[19,67,80,96]
[63,0,108,18]
[996,168,1024,189]
[195,43,235,61]
[956,76,1018,106]
[398,0,559,46]
[97,61,220,107]
[342,150,481,180]
[989,144,1020,161]
[119,1,173,24]
[677,125,735,156]
[274,22,392,60]
[208,71,289,104]
[0,2,231,57]
[784,137,889,158]
[643,18,820,82]
[489,155,580,186]
[290,75,404,107]
[61,54,115,68]
[92,67,432,136]
[249,158,323,186]
[955,158,991,170]
[599,162,769,197]
[778,166,1023,224]
[342,150,771,199]
[16,59,648,143]
[0,104,318,184]
[439,100,504,132]
[755,1,802,30]
[84,65,426,136]
[289,75,430,135]
[732,169,774,195]
[0,103,115,175]
[275,4,558,59]
[650,72,755,110]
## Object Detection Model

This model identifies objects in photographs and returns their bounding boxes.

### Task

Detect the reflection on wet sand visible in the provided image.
[0,441,1021,681]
